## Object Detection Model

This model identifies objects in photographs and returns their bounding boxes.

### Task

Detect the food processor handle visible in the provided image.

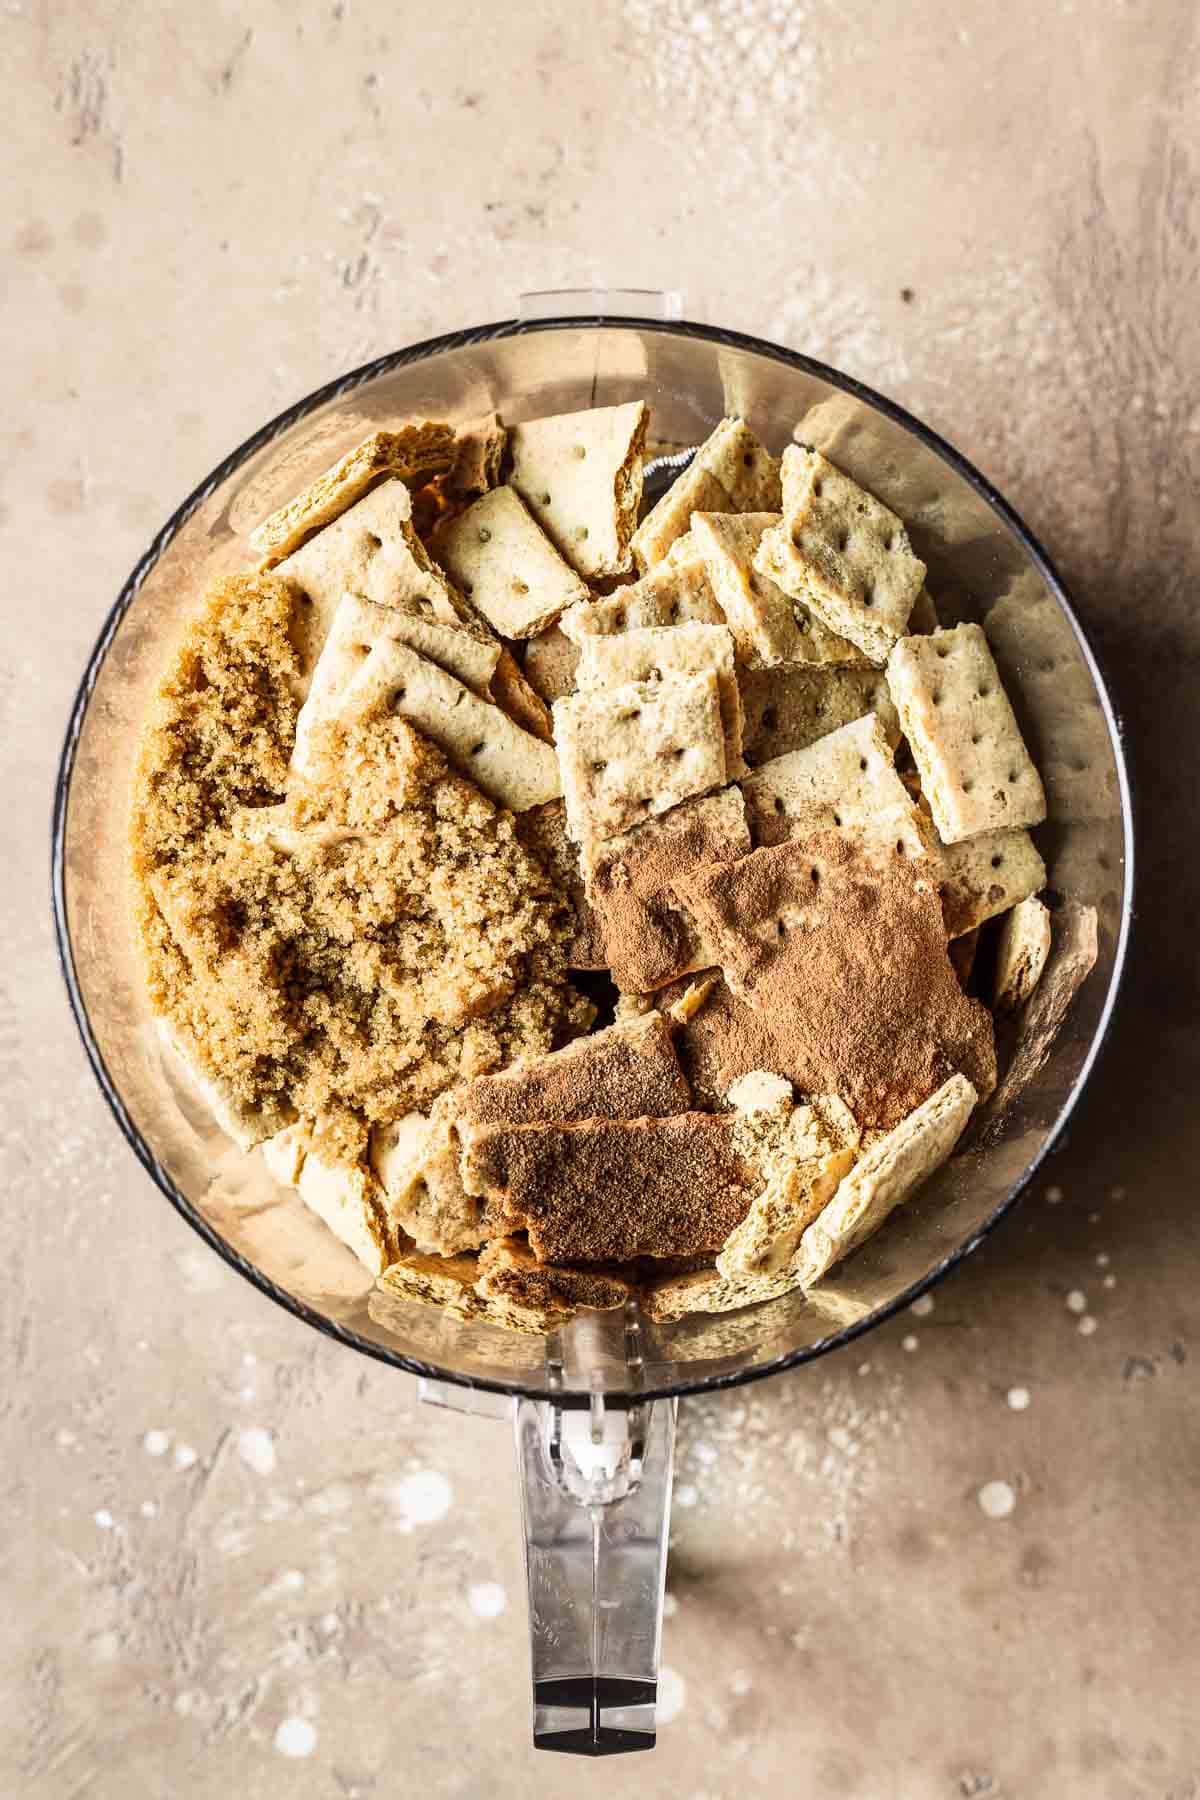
[518,287,684,321]
[514,1393,677,1755]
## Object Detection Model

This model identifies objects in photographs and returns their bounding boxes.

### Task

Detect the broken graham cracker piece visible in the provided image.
[673,830,996,1127]
[508,400,648,580]
[583,785,751,993]
[554,670,727,844]
[794,1073,978,1287]
[887,623,1047,843]
[984,898,1099,1124]
[668,972,719,1025]
[443,411,507,502]
[431,486,589,639]
[738,664,901,767]
[463,1114,760,1262]
[718,1100,859,1278]
[640,1261,805,1322]
[375,1252,563,1334]
[457,1011,691,1142]
[275,479,499,695]
[261,1120,394,1274]
[370,1102,488,1257]
[490,649,554,743]
[291,593,500,773]
[740,714,930,858]
[302,634,560,811]
[691,511,869,668]
[755,446,925,663]
[937,827,1047,938]
[250,425,455,566]
[993,895,1052,1014]
[576,622,745,776]
[632,418,782,571]
[521,625,581,706]
[476,1238,633,1313]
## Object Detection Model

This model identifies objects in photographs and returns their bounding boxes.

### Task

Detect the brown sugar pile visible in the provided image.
[673,829,997,1127]
[131,573,590,1162]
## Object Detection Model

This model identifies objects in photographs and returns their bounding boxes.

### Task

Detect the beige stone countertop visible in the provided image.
[5,2,1200,1795]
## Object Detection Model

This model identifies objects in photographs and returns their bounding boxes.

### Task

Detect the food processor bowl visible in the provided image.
[52,300,1133,1753]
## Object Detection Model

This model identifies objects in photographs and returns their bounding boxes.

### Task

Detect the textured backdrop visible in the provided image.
[5,2,1200,1795]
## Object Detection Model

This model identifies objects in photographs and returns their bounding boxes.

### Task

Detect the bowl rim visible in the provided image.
[50,313,1135,1402]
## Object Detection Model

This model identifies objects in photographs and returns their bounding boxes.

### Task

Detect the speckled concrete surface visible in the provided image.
[5,2,1200,1795]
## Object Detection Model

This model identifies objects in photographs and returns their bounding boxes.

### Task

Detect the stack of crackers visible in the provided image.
[139,398,1090,1334]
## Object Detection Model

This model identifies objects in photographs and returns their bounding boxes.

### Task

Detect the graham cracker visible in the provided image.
[275,478,496,694]
[886,624,1047,843]
[370,1105,487,1257]
[298,633,559,811]
[291,593,501,775]
[560,543,725,645]
[521,625,581,706]
[673,832,997,1126]
[260,1118,393,1273]
[718,1102,858,1277]
[476,1237,634,1313]
[691,511,869,667]
[738,665,901,766]
[490,649,555,742]
[632,418,782,571]
[754,447,925,662]
[375,1252,561,1334]
[457,1011,691,1145]
[993,895,1052,1013]
[583,785,751,993]
[462,1113,760,1262]
[443,411,507,502]
[640,1261,804,1321]
[554,671,728,844]
[431,486,589,639]
[576,622,745,775]
[794,1073,978,1287]
[984,899,1099,1123]
[250,424,454,565]
[508,401,648,579]
[937,827,1046,938]
[740,714,931,858]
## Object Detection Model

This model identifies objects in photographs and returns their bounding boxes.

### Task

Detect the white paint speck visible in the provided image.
[1109,1185,1126,1201]
[1065,1290,1087,1314]
[691,1441,717,1466]
[910,1294,934,1317]
[663,1592,678,1619]
[1007,1387,1031,1412]
[1103,1274,1117,1290]
[1095,1253,1110,1267]
[468,1582,507,1619]
[274,1717,316,1758]
[56,1429,77,1449]
[142,1429,170,1458]
[977,1480,1016,1519]
[675,1483,698,1508]
[388,1470,453,1530]
[319,1612,340,1634]
[902,1334,919,1353]
[857,1361,872,1376]
[657,1665,686,1724]
[1078,1315,1098,1336]
[237,1428,277,1477]
[140,1500,159,1518]
[173,1444,197,1471]
[1045,1185,1064,1204]
[94,1509,114,1530]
